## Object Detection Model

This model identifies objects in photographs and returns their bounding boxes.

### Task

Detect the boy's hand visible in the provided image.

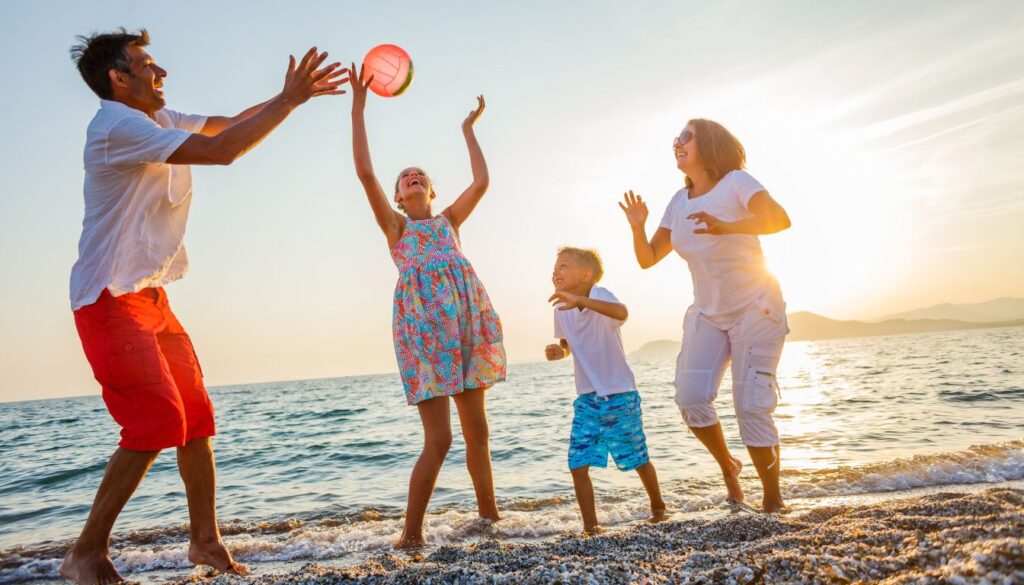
[462,95,485,133]
[549,291,583,310]
[545,344,565,361]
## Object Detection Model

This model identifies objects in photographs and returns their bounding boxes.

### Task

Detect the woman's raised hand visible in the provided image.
[462,95,486,133]
[618,190,649,229]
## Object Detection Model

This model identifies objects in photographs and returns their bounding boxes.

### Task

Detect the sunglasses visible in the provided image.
[672,130,694,151]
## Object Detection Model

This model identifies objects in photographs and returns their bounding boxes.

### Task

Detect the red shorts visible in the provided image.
[74,287,215,451]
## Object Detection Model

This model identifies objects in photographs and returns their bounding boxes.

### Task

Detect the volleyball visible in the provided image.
[362,44,414,98]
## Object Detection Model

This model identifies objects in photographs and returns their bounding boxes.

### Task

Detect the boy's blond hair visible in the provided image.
[558,246,604,283]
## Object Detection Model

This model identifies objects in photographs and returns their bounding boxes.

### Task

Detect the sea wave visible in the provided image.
[2,440,1021,583]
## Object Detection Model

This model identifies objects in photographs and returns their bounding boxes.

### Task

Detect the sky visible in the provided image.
[1,0,1022,402]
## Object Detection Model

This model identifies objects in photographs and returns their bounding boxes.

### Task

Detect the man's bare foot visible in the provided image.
[582,525,606,536]
[394,534,426,550]
[59,547,125,585]
[647,507,669,524]
[187,540,249,576]
[724,456,744,502]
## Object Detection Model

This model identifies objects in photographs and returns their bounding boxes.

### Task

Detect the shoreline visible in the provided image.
[189,486,1023,584]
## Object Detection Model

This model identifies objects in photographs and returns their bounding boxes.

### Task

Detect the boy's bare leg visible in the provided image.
[397,396,453,548]
[633,461,667,521]
[452,387,500,521]
[570,466,602,533]
[59,447,160,585]
[688,423,744,503]
[747,445,784,512]
[177,437,248,575]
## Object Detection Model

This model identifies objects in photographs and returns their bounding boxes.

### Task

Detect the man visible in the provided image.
[62,28,347,584]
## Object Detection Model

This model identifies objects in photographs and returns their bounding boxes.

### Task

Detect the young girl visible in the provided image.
[348,64,506,547]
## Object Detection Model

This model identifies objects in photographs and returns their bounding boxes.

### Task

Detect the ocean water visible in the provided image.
[1,326,1022,582]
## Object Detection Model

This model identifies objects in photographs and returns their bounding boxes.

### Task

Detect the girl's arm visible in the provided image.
[350,62,404,248]
[619,190,673,269]
[688,191,791,235]
[443,96,488,229]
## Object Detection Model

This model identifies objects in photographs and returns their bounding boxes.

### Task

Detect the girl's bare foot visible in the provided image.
[394,534,426,550]
[59,547,126,585]
[724,456,744,503]
[647,507,669,524]
[187,540,249,576]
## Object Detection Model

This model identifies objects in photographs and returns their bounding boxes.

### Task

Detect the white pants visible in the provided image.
[674,295,789,447]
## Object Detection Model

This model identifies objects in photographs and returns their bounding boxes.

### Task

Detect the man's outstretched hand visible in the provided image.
[281,47,349,107]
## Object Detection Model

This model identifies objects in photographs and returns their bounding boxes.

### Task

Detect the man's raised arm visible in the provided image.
[168,47,347,165]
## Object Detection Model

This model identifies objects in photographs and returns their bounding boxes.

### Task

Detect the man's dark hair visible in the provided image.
[70,28,150,99]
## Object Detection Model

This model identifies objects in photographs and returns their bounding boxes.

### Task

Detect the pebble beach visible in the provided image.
[181,487,1023,584]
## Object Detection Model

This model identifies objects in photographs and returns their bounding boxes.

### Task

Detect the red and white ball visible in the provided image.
[362,44,414,98]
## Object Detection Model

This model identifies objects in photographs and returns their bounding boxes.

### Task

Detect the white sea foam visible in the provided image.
[2,441,1022,583]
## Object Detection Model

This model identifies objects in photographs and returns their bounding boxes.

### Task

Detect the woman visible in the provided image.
[619,119,791,512]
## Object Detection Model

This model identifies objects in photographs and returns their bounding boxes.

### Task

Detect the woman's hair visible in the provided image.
[685,119,746,190]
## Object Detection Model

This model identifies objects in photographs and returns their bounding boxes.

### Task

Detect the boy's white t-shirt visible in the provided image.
[70,99,207,310]
[553,286,637,397]
[659,169,781,317]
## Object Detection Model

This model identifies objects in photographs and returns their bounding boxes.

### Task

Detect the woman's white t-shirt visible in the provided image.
[659,169,781,317]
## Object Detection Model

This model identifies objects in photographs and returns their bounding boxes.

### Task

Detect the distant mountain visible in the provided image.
[785,312,1023,341]
[631,311,1024,357]
[880,297,1024,323]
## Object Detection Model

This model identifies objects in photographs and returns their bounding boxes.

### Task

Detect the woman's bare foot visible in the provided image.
[582,525,606,536]
[723,456,744,503]
[59,547,125,585]
[762,497,786,514]
[187,540,249,576]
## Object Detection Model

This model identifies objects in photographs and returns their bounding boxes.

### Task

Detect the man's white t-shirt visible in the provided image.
[70,99,207,310]
[659,169,781,317]
[553,286,637,397]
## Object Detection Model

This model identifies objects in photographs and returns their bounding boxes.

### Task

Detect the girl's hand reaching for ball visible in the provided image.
[350,62,374,113]
[462,95,485,134]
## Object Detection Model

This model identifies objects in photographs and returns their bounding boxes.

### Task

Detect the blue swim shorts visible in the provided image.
[568,390,650,472]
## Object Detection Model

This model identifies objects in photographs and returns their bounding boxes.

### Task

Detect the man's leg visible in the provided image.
[155,297,245,575]
[177,437,248,574]
[59,447,160,585]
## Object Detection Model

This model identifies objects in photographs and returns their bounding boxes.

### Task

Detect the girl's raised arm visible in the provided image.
[351,62,403,248]
[444,96,489,229]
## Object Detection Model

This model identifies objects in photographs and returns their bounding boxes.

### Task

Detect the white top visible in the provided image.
[659,169,781,317]
[70,100,207,310]
[553,286,637,397]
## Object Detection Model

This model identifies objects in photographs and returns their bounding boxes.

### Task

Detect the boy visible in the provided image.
[546,247,667,533]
